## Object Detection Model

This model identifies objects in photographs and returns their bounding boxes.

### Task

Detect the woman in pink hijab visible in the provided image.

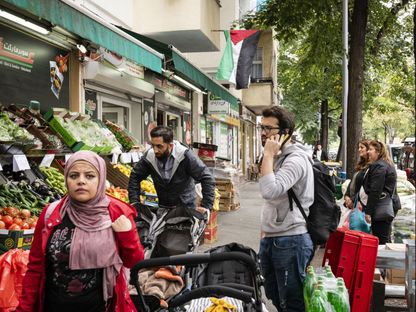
[17,151,144,312]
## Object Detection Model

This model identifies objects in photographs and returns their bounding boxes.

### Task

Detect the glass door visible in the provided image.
[99,96,131,131]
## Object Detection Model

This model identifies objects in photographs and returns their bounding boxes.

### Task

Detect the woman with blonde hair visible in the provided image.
[362,140,397,244]
[344,139,370,209]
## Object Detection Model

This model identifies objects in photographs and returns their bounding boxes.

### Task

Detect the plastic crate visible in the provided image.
[323,227,361,289]
[348,230,379,312]
[323,228,379,312]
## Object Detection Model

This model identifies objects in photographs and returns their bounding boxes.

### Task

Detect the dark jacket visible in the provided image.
[363,159,397,217]
[312,149,328,162]
[128,141,215,209]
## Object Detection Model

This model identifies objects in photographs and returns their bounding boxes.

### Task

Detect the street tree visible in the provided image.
[240,0,414,177]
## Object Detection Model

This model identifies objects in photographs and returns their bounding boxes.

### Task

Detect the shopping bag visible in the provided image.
[0,249,30,312]
[338,206,352,229]
[349,195,371,233]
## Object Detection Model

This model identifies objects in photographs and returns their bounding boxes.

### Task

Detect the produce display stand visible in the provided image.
[104,157,130,189]
[372,240,415,312]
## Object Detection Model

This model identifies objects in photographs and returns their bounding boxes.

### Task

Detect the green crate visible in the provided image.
[49,117,77,147]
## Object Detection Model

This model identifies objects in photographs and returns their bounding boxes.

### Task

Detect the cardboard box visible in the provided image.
[204,226,217,244]
[374,268,383,281]
[385,243,416,284]
[0,229,35,254]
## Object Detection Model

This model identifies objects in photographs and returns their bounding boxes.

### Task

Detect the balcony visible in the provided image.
[242,80,276,115]
[133,0,221,52]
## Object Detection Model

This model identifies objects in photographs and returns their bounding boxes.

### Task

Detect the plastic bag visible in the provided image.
[0,249,30,312]
[349,196,371,233]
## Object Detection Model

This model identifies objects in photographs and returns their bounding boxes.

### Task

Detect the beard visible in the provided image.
[155,149,171,161]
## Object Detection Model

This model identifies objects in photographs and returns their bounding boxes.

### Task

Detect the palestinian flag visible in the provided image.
[216,30,261,89]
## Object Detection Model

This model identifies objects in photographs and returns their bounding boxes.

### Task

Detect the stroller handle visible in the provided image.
[168,285,253,307]
[130,251,257,284]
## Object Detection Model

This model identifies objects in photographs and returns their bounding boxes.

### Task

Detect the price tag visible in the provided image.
[131,152,140,163]
[65,154,73,164]
[13,155,31,172]
[40,154,55,167]
[111,153,120,164]
[120,153,132,163]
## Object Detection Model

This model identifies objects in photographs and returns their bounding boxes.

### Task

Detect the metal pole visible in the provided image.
[342,0,349,172]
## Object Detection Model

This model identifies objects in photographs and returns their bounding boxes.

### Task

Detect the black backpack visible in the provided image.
[284,157,341,246]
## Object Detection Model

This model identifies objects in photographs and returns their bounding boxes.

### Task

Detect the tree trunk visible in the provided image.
[414,6,416,111]
[347,0,369,178]
[320,99,329,153]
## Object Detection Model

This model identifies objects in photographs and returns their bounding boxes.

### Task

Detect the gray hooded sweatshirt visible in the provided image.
[259,143,314,237]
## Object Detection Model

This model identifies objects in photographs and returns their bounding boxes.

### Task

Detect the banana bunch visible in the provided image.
[113,164,131,177]
[141,180,156,194]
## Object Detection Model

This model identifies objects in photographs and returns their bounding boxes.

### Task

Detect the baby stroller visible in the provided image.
[135,203,208,259]
[130,242,266,312]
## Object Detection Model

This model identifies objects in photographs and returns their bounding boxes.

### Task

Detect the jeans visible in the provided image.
[371,219,392,245]
[259,233,314,312]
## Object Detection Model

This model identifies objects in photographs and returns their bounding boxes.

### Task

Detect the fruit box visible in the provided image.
[385,243,416,284]
[0,229,35,254]
[204,226,217,244]
[207,211,217,229]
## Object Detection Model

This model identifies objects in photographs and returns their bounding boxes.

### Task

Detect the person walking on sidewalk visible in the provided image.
[258,106,314,312]
[128,126,215,213]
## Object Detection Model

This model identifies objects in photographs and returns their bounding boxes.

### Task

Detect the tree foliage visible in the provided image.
[239,0,415,169]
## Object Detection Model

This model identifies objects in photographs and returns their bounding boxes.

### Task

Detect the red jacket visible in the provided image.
[16,196,144,312]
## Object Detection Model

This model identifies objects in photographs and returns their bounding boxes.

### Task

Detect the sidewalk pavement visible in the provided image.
[199,181,325,312]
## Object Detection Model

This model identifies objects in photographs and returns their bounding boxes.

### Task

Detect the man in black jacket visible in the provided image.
[128,126,215,212]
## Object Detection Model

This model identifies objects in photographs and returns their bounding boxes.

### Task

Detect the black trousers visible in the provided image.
[371,219,392,245]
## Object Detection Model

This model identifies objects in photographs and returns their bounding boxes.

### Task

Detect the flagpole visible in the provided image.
[342,0,348,172]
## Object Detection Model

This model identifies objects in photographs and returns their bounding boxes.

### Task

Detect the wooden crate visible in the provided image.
[105,158,130,189]
[215,182,233,192]
[219,191,233,199]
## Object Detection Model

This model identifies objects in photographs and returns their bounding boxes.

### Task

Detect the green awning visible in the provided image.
[2,0,162,73]
[120,28,239,106]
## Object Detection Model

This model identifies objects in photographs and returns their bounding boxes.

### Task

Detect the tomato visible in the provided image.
[2,215,13,227]
[13,217,23,226]
[0,208,4,215]
[21,222,30,230]
[5,207,18,218]
[8,223,21,231]
[20,209,31,219]
[30,221,37,229]
[0,221,5,229]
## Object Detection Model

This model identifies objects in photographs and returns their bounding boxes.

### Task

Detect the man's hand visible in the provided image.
[263,134,286,157]
[196,206,208,214]
[365,214,371,224]
[112,215,132,232]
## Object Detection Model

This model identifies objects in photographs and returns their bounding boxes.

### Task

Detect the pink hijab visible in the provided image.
[61,151,122,303]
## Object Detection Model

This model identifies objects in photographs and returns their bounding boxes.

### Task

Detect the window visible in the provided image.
[251,47,263,79]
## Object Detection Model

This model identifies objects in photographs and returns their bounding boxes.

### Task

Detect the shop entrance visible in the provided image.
[156,110,182,141]
[100,96,131,131]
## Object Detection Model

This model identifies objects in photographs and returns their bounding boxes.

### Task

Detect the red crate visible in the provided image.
[348,230,379,312]
[323,229,379,312]
[323,228,361,289]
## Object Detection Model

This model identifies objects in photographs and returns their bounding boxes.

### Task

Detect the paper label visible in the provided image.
[120,153,132,163]
[0,162,2,171]
[40,154,55,167]
[112,153,120,164]
[131,152,140,163]
[13,155,31,171]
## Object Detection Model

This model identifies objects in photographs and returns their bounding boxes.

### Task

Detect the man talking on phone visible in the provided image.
[257,106,314,312]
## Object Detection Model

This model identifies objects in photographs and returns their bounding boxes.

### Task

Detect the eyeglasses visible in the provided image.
[257,125,280,133]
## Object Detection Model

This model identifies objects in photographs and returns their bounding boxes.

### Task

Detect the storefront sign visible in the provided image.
[208,114,240,127]
[217,123,229,159]
[98,47,144,79]
[208,99,230,115]
[156,92,191,111]
[242,106,256,123]
[145,71,189,101]
[0,24,69,112]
